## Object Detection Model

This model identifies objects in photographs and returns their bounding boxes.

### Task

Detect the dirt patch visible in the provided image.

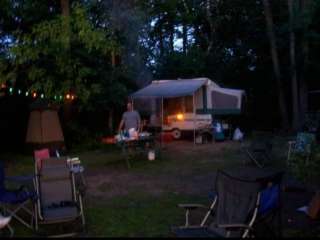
[83,140,318,236]
[85,170,216,199]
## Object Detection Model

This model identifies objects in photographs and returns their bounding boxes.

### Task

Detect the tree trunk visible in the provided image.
[205,0,214,55]
[60,0,70,17]
[169,23,174,53]
[262,0,289,129]
[299,0,311,128]
[288,0,300,131]
[108,109,114,134]
[60,0,70,49]
[111,51,116,67]
[182,23,188,54]
[159,20,164,57]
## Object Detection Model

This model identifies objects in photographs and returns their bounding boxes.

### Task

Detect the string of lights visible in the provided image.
[0,83,76,101]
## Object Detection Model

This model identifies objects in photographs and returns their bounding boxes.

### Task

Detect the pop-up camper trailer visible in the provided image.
[131,78,245,140]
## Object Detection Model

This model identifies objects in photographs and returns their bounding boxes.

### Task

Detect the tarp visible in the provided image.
[130,78,210,99]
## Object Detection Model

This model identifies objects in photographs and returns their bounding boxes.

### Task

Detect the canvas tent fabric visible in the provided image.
[211,87,245,109]
[26,110,64,144]
[130,78,209,99]
[130,78,245,113]
[26,100,64,146]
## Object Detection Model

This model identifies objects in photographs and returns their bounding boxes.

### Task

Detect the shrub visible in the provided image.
[289,145,320,184]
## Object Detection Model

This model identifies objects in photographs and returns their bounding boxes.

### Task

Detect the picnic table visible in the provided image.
[116,135,160,168]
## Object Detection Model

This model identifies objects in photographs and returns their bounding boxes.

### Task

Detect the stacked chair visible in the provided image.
[33,149,86,237]
[173,170,284,238]
[287,132,316,166]
[242,132,274,168]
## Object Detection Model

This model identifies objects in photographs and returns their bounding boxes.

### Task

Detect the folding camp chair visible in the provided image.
[287,132,316,166]
[242,132,273,168]
[33,157,86,237]
[34,148,87,198]
[173,170,284,238]
[253,171,284,238]
[173,170,262,238]
[0,161,37,237]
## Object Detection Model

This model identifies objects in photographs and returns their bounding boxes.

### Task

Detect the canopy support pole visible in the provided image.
[161,97,164,150]
[193,93,196,145]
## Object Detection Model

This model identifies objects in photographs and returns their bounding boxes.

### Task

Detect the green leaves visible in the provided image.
[2,3,118,105]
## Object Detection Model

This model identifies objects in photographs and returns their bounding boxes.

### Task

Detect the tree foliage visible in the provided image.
[1,3,118,105]
[1,0,320,131]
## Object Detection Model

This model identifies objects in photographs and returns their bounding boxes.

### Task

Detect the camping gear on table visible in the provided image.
[128,128,139,140]
[33,156,86,237]
[172,170,284,238]
[0,161,36,237]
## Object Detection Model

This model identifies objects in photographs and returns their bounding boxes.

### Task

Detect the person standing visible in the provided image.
[118,101,141,133]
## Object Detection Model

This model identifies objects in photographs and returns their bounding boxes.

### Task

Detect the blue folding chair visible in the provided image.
[0,161,37,236]
[254,172,284,238]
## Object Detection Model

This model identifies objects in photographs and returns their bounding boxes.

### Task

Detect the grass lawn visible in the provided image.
[1,136,319,237]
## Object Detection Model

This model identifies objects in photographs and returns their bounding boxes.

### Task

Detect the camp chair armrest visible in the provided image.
[217,224,253,231]
[5,175,35,183]
[178,204,208,210]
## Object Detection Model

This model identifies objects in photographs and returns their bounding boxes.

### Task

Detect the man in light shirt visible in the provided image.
[118,101,141,133]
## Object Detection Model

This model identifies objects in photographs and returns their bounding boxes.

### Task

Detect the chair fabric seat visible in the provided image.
[42,206,79,222]
[0,189,36,204]
[173,227,223,238]
[258,185,279,216]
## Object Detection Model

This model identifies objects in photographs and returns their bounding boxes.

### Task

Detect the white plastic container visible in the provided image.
[148,150,155,161]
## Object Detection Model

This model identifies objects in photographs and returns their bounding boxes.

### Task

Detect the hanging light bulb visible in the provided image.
[32,92,37,98]
[1,83,6,89]
[25,91,29,97]
[18,89,21,95]
[66,93,71,100]
[40,94,44,99]
[71,95,75,100]
[9,87,13,94]
[54,95,57,100]
[60,95,63,100]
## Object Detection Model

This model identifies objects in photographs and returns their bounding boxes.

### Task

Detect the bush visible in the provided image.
[63,122,104,151]
[289,145,320,184]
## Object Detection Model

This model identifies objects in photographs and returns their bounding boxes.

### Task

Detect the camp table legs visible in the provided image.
[120,137,157,169]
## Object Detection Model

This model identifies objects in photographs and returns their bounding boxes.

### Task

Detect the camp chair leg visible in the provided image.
[79,195,86,228]
[5,201,35,230]
[7,224,14,237]
[126,156,131,169]
[184,210,190,227]
[277,210,282,238]
[34,206,38,232]
[121,145,131,169]
[200,197,217,227]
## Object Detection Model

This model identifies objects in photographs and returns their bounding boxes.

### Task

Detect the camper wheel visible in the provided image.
[172,129,181,139]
